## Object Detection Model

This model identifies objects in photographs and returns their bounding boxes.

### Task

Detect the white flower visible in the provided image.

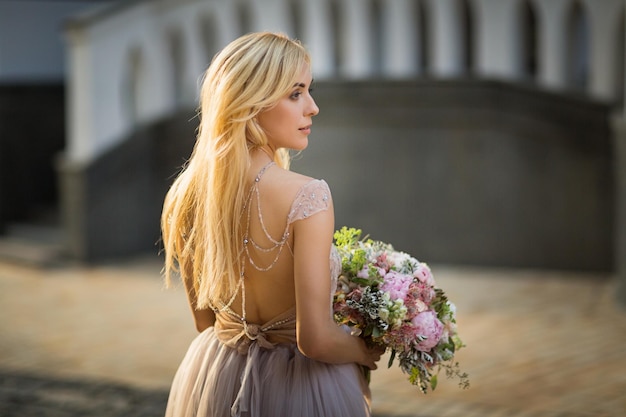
[448,301,456,313]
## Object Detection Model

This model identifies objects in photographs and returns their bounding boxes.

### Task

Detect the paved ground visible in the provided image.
[0,253,625,417]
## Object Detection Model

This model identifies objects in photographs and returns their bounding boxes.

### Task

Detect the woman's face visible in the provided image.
[257,64,319,152]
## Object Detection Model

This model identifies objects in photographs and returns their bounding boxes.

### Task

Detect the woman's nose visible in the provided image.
[307,96,319,117]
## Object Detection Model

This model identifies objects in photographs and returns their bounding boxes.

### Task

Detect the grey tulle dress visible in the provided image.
[164,172,371,417]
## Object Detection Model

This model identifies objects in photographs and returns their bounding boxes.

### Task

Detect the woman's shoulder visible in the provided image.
[272,169,330,197]
[265,168,332,222]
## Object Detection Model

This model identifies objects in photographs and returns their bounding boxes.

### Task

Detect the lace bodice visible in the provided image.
[288,179,331,223]
[288,179,342,297]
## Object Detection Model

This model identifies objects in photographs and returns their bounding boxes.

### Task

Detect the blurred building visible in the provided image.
[1,0,625,301]
[0,0,115,261]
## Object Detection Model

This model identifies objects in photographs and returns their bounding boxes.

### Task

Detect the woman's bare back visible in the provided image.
[227,161,331,325]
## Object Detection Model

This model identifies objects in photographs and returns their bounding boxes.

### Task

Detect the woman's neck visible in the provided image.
[252,146,275,164]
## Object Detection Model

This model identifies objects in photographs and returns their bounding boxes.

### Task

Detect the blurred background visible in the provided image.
[0,0,625,416]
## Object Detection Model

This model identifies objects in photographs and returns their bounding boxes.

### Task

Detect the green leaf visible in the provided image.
[387,349,396,368]
[371,327,381,338]
[430,374,438,391]
[333,227,362,247]
[352,277,375,286]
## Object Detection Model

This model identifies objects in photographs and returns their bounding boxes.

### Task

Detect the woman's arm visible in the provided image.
[293,200,383,369]
[181,263,216,333]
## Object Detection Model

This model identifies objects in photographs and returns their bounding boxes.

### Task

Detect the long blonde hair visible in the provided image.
[161,32,311,309]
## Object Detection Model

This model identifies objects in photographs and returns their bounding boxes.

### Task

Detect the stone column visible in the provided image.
[339,0,374,78]
[380,0,419,78]
[214,1,242,45]
[183,20,207,103]
[471,0,521,80]
[249,0,292,35]
[612,1,626,308]
[584,0,624,101]
[64,22,93,163]
[612,115,626,308]
[0,126,5,234]
[427,0,464,78]
[533,0,570,91]
[301,0,335,78]
[55,158,88,260]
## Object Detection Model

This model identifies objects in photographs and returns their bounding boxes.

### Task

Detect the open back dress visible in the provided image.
[164,163,370,417]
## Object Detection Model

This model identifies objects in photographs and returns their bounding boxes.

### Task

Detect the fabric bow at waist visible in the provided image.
[214,308,297,355]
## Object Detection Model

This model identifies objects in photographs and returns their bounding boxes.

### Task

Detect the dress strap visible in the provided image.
[255,161,275,182]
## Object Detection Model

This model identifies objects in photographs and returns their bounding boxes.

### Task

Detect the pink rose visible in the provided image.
[415,281,436,304]
[405,281,436,319]
[381,271,413,301]
[375,253,391,272]
[411,310,444,351]
[414,263,435,287]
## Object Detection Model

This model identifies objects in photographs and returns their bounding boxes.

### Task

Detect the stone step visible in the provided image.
[0,223,66,267]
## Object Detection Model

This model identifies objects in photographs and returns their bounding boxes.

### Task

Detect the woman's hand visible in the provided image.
[357,339,386,370]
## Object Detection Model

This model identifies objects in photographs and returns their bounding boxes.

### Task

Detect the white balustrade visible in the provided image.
[63,0,625,163]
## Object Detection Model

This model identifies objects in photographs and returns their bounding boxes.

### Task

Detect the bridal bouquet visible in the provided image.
[333,227,469,393]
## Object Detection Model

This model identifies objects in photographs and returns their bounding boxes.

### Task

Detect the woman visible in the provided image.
[161,32,383,417]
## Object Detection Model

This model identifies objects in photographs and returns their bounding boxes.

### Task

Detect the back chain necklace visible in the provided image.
[242,162,290,272]
[218,161,289,324]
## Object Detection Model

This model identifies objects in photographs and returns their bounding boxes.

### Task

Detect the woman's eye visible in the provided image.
[290,91,302,100]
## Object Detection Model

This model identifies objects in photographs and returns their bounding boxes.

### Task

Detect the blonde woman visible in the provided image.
[161,32,383,417]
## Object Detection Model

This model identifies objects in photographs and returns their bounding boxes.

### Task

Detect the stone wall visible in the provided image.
[57,80,613,270]
[295,80,613,271]
[56,110,196,261]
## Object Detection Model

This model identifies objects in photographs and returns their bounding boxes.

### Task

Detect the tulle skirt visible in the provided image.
[164,327,370,417]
